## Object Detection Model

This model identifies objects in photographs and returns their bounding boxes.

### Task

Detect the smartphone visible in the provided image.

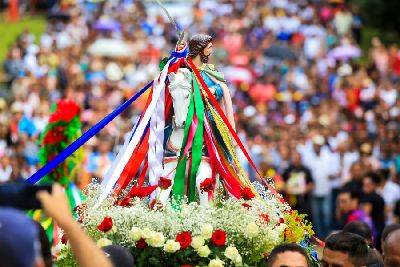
[0,184,52,210]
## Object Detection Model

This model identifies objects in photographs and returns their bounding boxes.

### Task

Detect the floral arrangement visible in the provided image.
[38,99,83,185]
[55,183,316,267]
[30,99,83,244]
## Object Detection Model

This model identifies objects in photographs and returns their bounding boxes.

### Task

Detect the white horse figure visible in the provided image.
[157,68,213,207]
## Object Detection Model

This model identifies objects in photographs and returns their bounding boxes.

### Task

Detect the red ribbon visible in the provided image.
[188,58,318,241]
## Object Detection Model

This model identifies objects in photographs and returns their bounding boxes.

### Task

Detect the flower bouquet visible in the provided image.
[55,183,316,267]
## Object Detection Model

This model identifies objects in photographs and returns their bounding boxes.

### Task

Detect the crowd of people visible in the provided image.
[0,0,399,252]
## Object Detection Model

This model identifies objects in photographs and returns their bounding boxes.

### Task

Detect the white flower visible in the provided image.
[129,227,142,241]
[97,238,112,247]
[224,246,239,260]
[141,227,153,239]
[201,224,213,239]
[208,258,225,267]
[233,254,242,266]
[147,232,165,247]
[191,236,205,250]
[163,240,181,253]
[198,245,211,258]
[245,222,259,238]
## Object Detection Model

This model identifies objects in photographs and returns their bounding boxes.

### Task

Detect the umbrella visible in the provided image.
[47,11,70,21]
[87,39,132,57]
[93,18,121,32]
[328,45,361,60]
[264,45,297,60]
[249,84,276,103]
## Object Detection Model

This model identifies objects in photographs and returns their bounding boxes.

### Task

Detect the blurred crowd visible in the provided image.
[0,0,399,241]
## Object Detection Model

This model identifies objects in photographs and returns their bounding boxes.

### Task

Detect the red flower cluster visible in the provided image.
[136,238,148,249]
[49,100,80,123]
[43,130,65,144]
[158,177,172,189]
[241,187,255,200]
[210,230,226,247]
[98,217,113,232]
[259,213,269,224]
[200,178,214,192]
[175,231,192,250]
[241,203,252,209]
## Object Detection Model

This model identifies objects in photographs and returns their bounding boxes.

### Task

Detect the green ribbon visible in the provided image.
[172,89,195,204]
[188,75,205,202]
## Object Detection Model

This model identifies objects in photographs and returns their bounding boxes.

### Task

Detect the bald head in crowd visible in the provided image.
[384,229,400,267]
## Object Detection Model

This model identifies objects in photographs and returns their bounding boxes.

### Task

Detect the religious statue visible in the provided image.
[156,34,251,207]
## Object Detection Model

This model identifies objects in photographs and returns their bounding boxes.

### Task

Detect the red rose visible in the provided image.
[150,199,163,210]
[210,230,226,247]
[97,217,113,232]
[242,203,252,209]
[259,213,269,224]
[279,218,284,224]
[61,233,68,244]
[175,231,192,250]
[241,187,255,200]
[136,238,148,249]
[200,178,214,192]
[158,177,172,189]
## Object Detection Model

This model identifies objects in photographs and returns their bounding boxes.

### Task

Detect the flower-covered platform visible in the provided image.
[55,184,316,267]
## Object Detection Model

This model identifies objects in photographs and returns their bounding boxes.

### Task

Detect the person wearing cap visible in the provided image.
[0,208,45,267]
[102,245,134,267]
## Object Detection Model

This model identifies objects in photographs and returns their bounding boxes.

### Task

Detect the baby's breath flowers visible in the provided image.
[55,183,314,267]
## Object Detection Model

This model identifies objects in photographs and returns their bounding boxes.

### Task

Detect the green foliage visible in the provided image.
[0,16,46,64]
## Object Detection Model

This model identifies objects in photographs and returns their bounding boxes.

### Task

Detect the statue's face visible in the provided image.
[200,42,213,63]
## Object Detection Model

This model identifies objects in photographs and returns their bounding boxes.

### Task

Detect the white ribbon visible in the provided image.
[96,58,174,206]
[148,74,165,186]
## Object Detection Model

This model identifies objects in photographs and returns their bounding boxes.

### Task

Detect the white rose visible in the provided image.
[148,232,165,247]
[191,236,205,249]
[129,227,142,241]
[163,240,181,253]
[97,238,112,247]
[201,224,213,239]
[224,246,239,260]
[233,254,242,266]
[245,222,259,238]
[208,258,225,267]
[198,245,211,258]
[141,228,153,239]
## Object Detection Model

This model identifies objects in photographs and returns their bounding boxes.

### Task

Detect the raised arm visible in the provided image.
[37,184,113,267]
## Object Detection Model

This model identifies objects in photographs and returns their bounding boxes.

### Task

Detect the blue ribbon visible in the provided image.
[25,81,154,184]
[26,45,188,185]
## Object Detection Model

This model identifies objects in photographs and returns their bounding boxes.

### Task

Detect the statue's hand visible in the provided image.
[176,41,186,51]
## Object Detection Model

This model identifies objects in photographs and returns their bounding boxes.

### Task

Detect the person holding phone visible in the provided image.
[37,184,113,267]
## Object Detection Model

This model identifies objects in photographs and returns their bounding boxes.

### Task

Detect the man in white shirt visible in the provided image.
[302,135,334,238]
